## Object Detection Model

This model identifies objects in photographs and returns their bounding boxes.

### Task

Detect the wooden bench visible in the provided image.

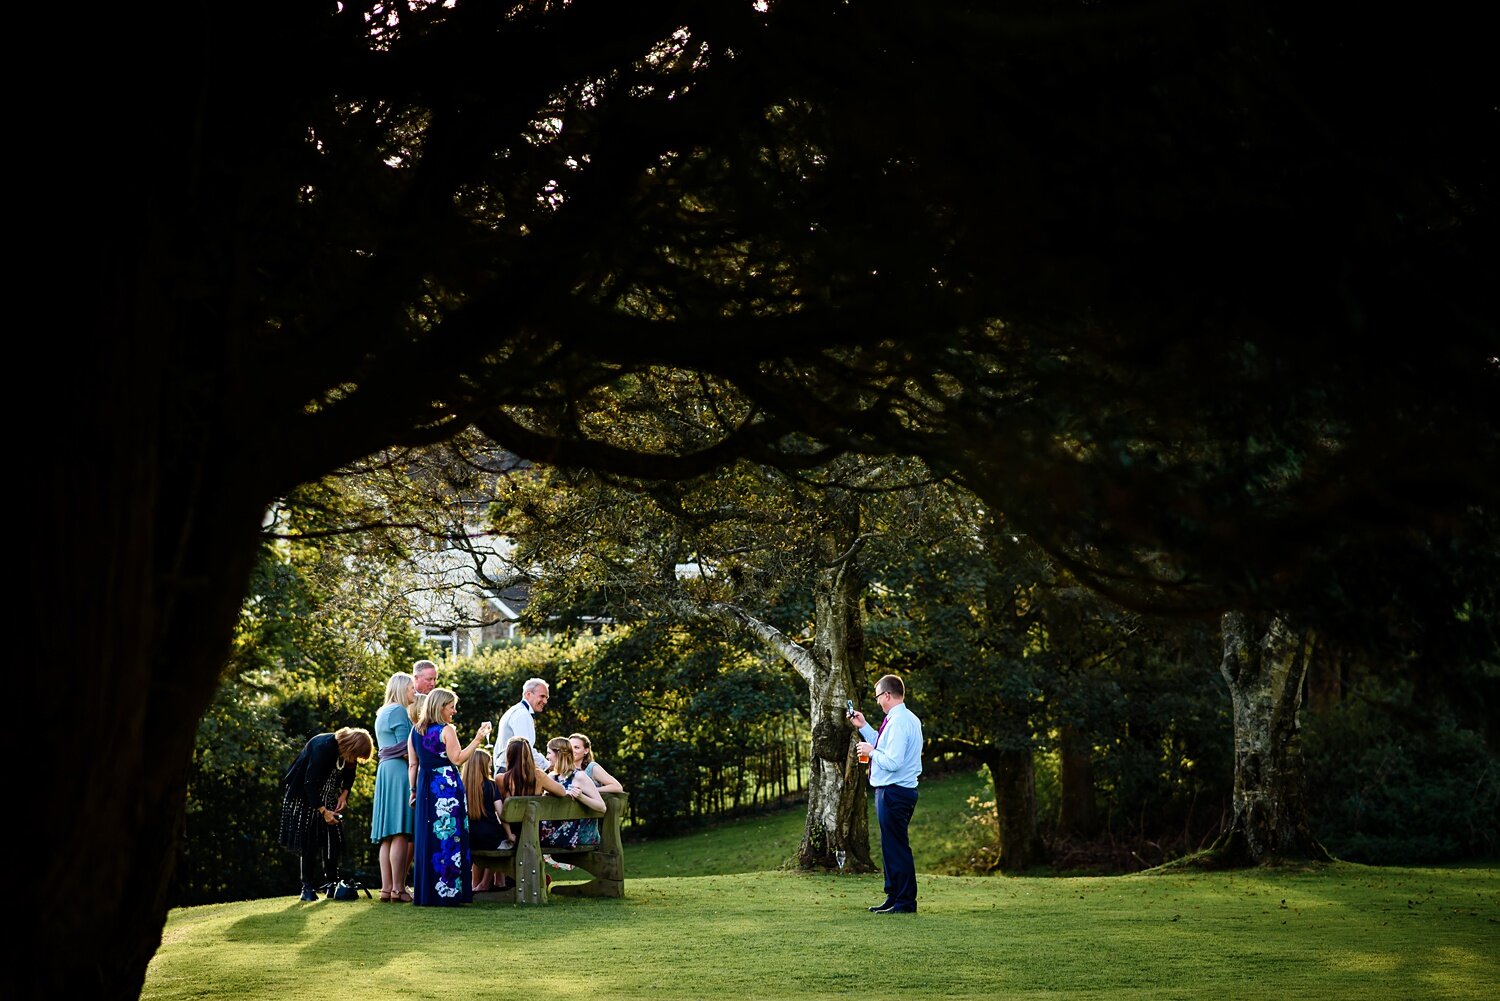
[472,791,627,904]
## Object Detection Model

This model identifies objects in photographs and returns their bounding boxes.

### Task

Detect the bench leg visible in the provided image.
[547,850,623,898]
[515,840,547,905]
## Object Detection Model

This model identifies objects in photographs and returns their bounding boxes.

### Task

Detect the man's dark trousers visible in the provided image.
[875,784,919,911]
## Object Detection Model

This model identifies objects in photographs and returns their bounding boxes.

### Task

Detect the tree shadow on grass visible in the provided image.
[222,901,319,944]
[222,893,639,961]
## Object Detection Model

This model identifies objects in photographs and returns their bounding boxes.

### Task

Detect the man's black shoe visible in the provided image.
[873,904,916,914]
[867,901,894,912]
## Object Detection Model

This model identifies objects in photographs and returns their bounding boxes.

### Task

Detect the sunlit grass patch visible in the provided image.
[147,860,1498,1001]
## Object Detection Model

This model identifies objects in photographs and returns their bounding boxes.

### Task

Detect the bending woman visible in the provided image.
[278,727,374,901]
[370,671,416,902]
[407,687,491,906]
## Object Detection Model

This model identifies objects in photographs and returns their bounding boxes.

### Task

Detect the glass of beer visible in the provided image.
[857,743,870,764]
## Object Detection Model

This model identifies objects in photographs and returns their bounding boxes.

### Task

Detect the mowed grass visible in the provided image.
[623,765,992,877]
[145,771,1500,1001]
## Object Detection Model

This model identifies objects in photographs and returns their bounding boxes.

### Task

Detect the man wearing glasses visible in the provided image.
[849,674,923,914]
[494,677,551,773]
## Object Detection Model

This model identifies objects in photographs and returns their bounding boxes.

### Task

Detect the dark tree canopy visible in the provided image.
[38,1,1496,994]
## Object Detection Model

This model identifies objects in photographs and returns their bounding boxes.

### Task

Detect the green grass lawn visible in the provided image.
[623,764,992,877]
[145,771,1499,1000]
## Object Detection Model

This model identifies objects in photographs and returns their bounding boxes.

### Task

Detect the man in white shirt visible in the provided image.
[849,673,923,914]
[494,677,551,772]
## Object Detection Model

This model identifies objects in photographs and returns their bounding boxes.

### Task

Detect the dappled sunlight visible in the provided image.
[1322,951,1402,973]
[1420,947,1500,1001]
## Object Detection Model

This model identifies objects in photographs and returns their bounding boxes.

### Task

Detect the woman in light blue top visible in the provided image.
[370,671,417,901]
[568,732,624,794]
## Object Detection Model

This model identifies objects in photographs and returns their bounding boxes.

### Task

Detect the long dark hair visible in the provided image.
[497,737,538,797]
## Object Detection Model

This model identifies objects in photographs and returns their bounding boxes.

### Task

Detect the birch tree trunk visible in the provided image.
[800,503,874,871]
[703,498,873,871]
[1207,611,1330,865]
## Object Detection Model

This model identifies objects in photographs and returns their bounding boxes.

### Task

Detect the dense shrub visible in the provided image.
[1305,681,1499,864]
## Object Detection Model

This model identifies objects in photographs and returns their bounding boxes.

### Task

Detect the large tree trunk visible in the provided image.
[1206,611,1330,865]
[708,499,873,872]
[41,18,336,988]
[1057,724,1099,837]
[992,746,1046,871]
[39,316,271,993]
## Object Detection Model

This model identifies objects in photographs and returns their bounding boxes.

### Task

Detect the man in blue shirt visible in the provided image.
[850,673,923,914]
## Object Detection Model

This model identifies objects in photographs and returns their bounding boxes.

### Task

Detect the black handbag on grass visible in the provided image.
[329,880,370,901]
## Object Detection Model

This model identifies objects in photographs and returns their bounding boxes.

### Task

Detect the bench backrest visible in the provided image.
[498,791,626,853]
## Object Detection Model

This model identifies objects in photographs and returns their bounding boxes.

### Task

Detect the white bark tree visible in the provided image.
[1209,611,1330,864]
[695,497,874,869]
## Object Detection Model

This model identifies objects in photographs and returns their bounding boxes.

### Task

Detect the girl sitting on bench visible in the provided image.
[541,737,605,850]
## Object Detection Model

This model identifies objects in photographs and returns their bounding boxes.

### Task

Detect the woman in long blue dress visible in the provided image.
[407,687,491,906]
[370,672,416,902]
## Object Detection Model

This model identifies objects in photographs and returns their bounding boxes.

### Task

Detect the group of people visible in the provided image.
[279,661,927,915]
[278,663,623,906]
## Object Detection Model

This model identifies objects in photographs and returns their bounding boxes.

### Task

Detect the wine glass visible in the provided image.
[834,849,847,869]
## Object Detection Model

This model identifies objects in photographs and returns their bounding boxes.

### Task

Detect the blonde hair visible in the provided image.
[418,688,457,730]
[547,736,577,779]
[463,749,493,820]
[334,727,374,762]
[383,672,414,708]
[569,732,595,768]
[408,692,426,725]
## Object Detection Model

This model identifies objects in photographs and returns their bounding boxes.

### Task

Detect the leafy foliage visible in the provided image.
[1305,678,1499,864]
[445,626,810,835]
[177,519,435,904]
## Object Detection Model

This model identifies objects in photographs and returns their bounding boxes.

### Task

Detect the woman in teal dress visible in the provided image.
[407,687,490,906]
[370,672,416,902]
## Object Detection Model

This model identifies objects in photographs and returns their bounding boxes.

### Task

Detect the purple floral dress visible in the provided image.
[412,724,473,906]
